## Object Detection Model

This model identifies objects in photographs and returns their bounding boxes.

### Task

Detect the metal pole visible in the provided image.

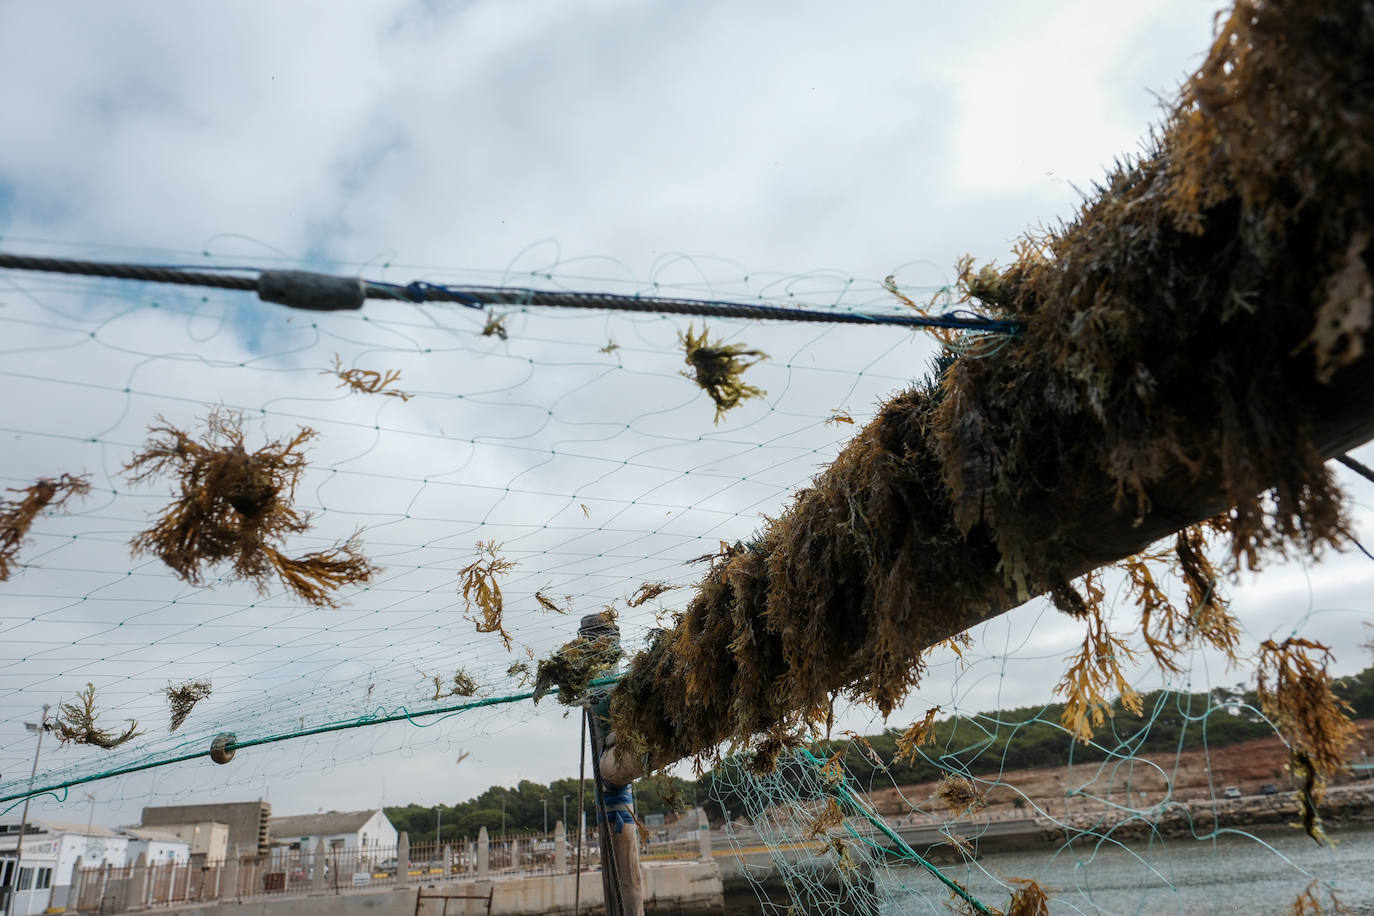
[574,711,587,916]
[7,704,50,916]
[542,799,547,836]
[579,614,643,916]
[84,793,97,859]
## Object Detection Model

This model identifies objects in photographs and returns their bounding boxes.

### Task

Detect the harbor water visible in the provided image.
[724,823,1374,914]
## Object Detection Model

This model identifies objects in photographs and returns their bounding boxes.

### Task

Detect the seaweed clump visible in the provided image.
[626,581,680,608]
[1005,879,1051,916]
[459,540,516,649]
[1256,637,1358,843]
[533,609,622,705]
[54,683,142,749]
[0,473,90,580]
[165,680,212,732]
[1286,879,1352,916]
[931,0,1371,596]
[323,354,411,400]
[933,774,985,818]
[124,410,378,607]
[893,707,940,765]
[610,0,1374,771]
[679,324,768,423]
[481,313,509,340]
[429,669,479,700]
[535,590,568,614]
[803,796,845,838]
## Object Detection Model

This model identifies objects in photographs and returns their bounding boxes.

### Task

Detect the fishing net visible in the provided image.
[706,599,1374,916]
[0,238,1370,910]
[0,234,974,819]
[2,5,1373,915]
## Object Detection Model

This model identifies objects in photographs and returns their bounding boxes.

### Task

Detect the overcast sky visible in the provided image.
[1,1,1371,833]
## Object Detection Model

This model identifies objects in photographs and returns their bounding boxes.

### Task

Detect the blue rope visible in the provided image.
[597,783,636,833]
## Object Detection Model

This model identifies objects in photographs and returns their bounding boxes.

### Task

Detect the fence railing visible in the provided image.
[67,824,704,911]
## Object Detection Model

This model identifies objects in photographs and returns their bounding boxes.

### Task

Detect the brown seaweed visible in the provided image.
[481,313,509,340]
[458,540,516,649]
[54,683,141,749]
[0,474,90,580]
[1005,879,1051,916]
[323,354,412,400]
[933,774,985,818]
[533,609,622,705]
[610,0,1374,771]
[124,409,378,607]
[165,680,212,732]
[626,581,681,608]
[1257,638,1358,843]
[893,708,940,765]
[679,324,767,423]
[429,669,479,701]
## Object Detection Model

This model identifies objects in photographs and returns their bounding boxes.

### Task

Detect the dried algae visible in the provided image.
[611,0,1374,773]
[0,473,90,580]
[124,410,378,607]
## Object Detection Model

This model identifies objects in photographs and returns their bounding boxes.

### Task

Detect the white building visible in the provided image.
[0,818,130,916]
[269,809,397,854]
[120,827,191,865]
[149,820,229,865]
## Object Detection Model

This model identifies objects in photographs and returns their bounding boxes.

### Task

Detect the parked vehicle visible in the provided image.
[531,839,574,864]
[1258,783,1280,795]
[287,863,329,881]
[1222,786,1243,799]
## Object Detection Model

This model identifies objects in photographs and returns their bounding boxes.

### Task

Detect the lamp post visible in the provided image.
[542,799,548,835]
[7,704,50,916]
[84,793,98,859]
[435,806,441,847]
[562,795,569,830]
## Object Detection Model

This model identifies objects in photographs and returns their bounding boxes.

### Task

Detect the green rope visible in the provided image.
[799,748,993,915]
[0,676,622,807]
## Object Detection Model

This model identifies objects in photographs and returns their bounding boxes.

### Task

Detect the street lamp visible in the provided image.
[542,799,548,835]
[84,793,98,859]
[7,704,50,916]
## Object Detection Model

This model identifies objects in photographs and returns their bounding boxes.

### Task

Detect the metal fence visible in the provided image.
[68,825,699,911]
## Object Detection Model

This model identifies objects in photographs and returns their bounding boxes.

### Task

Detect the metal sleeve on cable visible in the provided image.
[258,270,365,312]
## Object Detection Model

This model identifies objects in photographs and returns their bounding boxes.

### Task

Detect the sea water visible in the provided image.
[873,823,1374,915]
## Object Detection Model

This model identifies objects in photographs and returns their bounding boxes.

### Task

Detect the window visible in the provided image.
[17,867,32,891]
[36,868,51,890]
[2,859,13,886]
[329,839,345,851]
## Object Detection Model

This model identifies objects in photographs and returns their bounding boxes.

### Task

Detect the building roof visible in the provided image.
[0,819,123,839]
[269,809,383,839]
[120,828,187,844]
[0,819,125,852]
